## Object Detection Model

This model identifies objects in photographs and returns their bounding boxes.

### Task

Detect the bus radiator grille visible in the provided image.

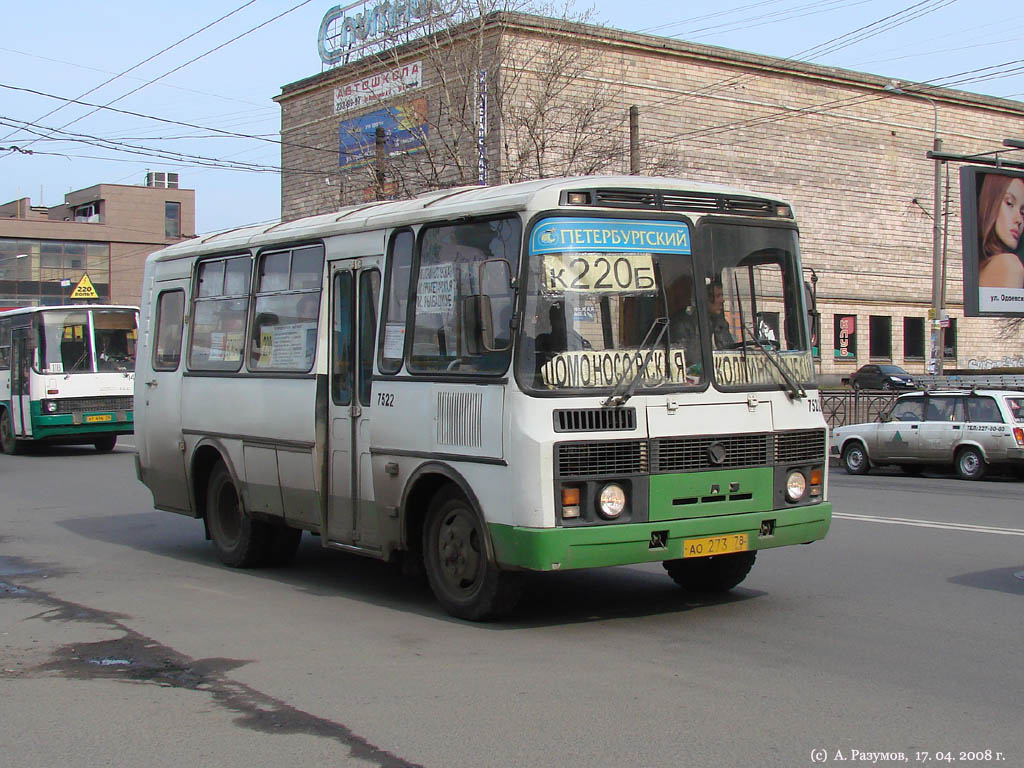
[653,434,770,473]
[774,429,828,464]
[556,440,648,478]
[553,407,636,433]
[52,396,134,414]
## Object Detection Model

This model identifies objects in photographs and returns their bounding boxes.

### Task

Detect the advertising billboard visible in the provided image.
[960,165,1024,317]
[338,98,428,167]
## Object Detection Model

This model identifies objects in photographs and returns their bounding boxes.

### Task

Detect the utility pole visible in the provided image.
[629,106,640,175]
[375,125,387,200]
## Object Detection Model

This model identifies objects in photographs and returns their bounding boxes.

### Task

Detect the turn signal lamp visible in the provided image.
[1014,427,1024,447]
[808,467,823,497]
[561,486,581,519]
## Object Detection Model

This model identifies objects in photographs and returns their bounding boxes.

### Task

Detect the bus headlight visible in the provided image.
[42,399,58,414]
[785,471,807,502]
[598,483,627,519]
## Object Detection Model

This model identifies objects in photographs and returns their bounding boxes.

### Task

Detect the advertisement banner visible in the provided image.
[834,314,856,360]
[334,61,423,114]
[960,165,1024,317]
[339,98,428,167]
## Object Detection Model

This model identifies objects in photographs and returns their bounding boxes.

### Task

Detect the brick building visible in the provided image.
[276,11,1024,374]
[0,177,195,310]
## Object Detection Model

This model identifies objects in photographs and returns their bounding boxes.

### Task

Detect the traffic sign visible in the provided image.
[69,274,98,299]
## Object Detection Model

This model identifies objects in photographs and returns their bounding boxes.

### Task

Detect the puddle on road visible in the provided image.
[1,566,422,768]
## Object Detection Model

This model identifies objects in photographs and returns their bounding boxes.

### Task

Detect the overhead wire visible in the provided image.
[0,0,262,148]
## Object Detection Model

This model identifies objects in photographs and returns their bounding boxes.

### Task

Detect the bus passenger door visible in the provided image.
[138,283,191,513]
[327,264,381,547]
[10,328,31,437]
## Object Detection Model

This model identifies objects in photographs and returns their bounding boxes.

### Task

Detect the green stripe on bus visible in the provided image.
[488,502,831,571]
[648,467,774,521]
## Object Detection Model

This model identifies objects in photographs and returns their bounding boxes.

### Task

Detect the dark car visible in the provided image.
[847,364,916,391]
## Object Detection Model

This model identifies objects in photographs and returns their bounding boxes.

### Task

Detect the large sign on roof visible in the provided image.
[319,0,435,65]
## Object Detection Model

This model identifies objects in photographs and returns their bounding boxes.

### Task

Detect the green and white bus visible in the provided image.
[0,305,138,454]
[134,176,831,620]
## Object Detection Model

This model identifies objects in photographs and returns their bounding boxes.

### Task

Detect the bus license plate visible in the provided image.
[85,414,113,423]
[682,533,748,558]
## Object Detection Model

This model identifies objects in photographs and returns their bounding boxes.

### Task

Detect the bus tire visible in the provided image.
[0,408,22,455]
[206,461,271,568]
[423,491,522,621]
[663,551,757,593]
[93,435,117,453]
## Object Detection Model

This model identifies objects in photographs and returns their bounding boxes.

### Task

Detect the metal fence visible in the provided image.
[820,391,897,430]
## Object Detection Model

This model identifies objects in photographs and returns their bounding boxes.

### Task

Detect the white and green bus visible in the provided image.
[0,305,138,454]
[134,176,831,620]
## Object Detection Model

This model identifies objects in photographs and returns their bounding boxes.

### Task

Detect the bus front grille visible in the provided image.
[653,434,770,472]
[52,396,134,414]
[554,407,636,433]
[556,440,648,478]
[774,429,828,464]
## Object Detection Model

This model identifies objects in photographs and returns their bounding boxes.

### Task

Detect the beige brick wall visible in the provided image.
[276,12,1024,374]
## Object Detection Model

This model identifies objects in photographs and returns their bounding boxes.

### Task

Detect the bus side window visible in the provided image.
[379,229,414,374]
[153,290,185,371]
[358,269,380,407]
[0,318,10,370]
[249,245,324,372]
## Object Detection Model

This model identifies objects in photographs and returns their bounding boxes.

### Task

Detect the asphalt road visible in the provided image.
[1,443,1021,768]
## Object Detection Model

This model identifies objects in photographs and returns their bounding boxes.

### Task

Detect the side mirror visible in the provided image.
[461,295,495,354]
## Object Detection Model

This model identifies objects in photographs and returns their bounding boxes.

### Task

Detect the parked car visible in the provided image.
[832,389,1024,480]
[846,364,916,391]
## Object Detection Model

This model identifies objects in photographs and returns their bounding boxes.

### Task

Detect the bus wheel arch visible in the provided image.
[400,464,486,561]
[401,464,522,620]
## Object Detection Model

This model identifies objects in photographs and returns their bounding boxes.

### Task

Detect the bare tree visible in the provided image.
[325,1,647,203]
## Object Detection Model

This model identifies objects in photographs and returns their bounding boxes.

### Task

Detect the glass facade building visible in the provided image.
[0,237,111,306]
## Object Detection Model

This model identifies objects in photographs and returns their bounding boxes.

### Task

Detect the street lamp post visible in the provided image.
[885,84,944,375]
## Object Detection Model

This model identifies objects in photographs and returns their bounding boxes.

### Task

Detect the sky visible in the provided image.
[2,0,1023,235]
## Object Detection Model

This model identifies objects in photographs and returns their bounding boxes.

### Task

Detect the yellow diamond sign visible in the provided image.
[69,274,99,299]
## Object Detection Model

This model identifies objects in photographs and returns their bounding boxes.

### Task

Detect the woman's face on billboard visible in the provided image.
[995,178,1024,251]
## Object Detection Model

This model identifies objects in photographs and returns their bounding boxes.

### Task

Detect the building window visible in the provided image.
[944,317,957,360]
[903,317,925,359]
[165,202,181,239]
[73,202,100,223]
[869,315,891,359]
[833,314,857,360]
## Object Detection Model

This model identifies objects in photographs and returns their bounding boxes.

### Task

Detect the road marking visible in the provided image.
[834,512,1024,537]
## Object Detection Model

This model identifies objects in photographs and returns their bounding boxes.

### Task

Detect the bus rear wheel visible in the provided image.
[0,409,21,455]
[93,435,117,453]
[663,551,757,593]
[206,461,271,568]
[423,492,522,621]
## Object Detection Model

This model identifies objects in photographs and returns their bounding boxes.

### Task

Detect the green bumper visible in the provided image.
[29,400,133,440]
[489,502,831,572]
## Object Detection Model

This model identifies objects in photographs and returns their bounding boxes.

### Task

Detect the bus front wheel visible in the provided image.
[0,409,22,455]
[206,461,270,568]
[423,492,522,621]
[663,551,757,593]
[93,435,117,453]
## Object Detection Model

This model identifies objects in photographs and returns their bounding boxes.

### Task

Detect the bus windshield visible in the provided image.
[705,222,814,390]
[517,217,703,393]
[37,308,138,374]
[517,217,814,394]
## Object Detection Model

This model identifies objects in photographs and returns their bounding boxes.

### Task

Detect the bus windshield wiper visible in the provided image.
[738,322,806,400]
[603,317,669,407]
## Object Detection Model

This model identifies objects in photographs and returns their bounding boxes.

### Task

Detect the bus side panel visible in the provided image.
[180,377,319,526]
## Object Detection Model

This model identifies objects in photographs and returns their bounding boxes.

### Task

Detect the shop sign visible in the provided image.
[334,61,423,114]
[319,0,435,64]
